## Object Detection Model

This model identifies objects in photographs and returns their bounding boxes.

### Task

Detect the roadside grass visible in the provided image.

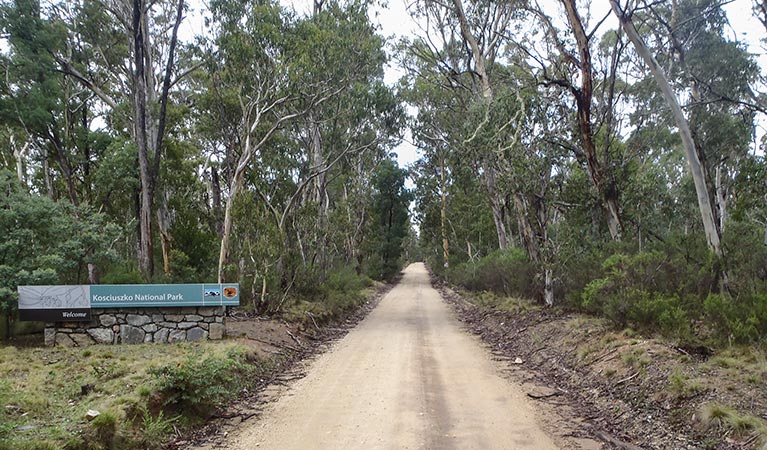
[700,403,767,446]
[462,290,540,314]
[0,340,258,450]
[283,283,380,328]
[0,271,384,450]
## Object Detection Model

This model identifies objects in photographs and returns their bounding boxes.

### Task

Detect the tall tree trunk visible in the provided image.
[133,0,154,279]
[451,0,491,100]
[513,193,540,262]
[311,120,329,274]
[484,166,508,250]
[440,152,450,268]
[11,137,28,185]
[42,157,55,200]
[715,164,727,234]
[543,268,554,306]
[157,189,173,276]
[48,130,80,207]
[561,0,622,241]
[609,0,722,256]
[211,167,224,236]
[218,139,250,283]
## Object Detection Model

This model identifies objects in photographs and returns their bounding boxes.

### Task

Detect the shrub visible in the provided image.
[581,252,691,337]
[150,348,250,418]
[284,266,372,325]
[447,249,536,298]
[704,293,767,345]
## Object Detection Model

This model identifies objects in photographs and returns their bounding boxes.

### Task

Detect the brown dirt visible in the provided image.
[182,263,604,449]
[168,281,393,449]
[438,282,767,450]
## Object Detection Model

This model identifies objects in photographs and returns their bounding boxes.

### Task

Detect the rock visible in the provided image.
[215,316,224,323]
[197,307,216,317]
[70,333,95,347]
[177,322,196,330]
[165,314,184,322]
[88,328,114,344]
[44,328,56,347]
[179,307,197,315]
[152,314,164,323]
[85,410,100,421]
[142,324,158,333]
[513,357,523,365]
[99,315,117,327]
[199,322,209,331]
[168,330,186,343]
[184,314,203,322]
[186,327,208,342]
[154,328,170,343]
[203,317,215,323]
[159,322,178,329]
[144,333,153,343]
[126,314,151,327]
[119,325,146,345]
[209,323,225,340]
[55,333,76,347]
[15,425,37,431]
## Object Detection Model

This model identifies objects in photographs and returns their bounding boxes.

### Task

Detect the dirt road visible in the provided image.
[229,263,561,449]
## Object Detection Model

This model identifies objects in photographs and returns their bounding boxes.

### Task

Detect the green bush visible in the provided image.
[284,266,372,325]
[581,252,691,337]
[150,349,251,418]
[704,293,767,344]
[447,249,536,298]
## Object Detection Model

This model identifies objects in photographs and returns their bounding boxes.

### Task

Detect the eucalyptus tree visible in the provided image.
[367,159,412,280]
[201,0,401,294]
[40,0,194,279]
[523,0,628,241]
[609,0,759,258]
[284,1,402,277]
[0,0,89,205]
[407,0,516,250]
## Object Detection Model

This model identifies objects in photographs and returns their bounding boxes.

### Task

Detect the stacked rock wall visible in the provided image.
[45,306,226,347]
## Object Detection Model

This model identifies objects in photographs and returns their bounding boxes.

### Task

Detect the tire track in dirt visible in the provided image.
[215,263,567,449]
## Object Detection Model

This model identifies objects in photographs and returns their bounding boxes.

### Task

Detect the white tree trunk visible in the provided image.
[609,0,722,256]
[544,268,554,307]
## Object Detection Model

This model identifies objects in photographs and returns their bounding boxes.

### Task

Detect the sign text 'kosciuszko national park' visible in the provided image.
[17,284,240,322]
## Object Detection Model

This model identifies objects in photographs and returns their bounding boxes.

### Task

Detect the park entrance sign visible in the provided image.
[18,284,240,322]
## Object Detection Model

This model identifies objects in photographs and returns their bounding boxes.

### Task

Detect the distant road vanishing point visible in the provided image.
[227,263,560,450]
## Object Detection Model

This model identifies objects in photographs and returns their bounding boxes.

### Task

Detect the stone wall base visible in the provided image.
[45,306,226,347]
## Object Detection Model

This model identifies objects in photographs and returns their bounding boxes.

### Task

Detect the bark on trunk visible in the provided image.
[513,193,540,262]
[440,152,450,268]
[211,167,223,236]
[133,0,154,279]
[218,142,249,283]
[87,263,99,284]
[561,0,622,241]
[484,166,508,250]
[12,138,28,185]
[715,164,727,234]
[544,268,554,307]
[609,0,722,256]
[157,190,173,276]
[311,120,329,274]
